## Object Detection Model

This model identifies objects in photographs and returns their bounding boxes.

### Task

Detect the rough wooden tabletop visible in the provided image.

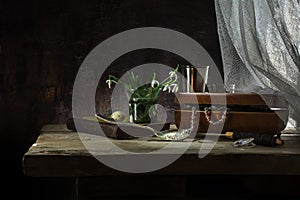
[23,124,300,177]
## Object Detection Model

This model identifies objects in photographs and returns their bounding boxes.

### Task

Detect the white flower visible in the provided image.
[106,79,117,89]
[163,84,169,92]
[151,80,159,88]
[171,84,179,93]
[169,70,178,81]
[162,83,178,93]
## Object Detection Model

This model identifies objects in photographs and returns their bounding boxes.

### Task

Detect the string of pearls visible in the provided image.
[172,107,197,140]
[204,106,228,125]
[188,106,197,131]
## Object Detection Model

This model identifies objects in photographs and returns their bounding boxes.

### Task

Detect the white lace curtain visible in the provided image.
[215,0,300,129]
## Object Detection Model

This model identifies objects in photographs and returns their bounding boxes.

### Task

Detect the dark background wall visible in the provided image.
[0,0,222,198]
[0,0,222,149]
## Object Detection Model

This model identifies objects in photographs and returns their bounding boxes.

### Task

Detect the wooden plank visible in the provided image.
[23,124,300,177]
[25,130,300,156]
[23,151,300,177]
[41,124,72,133]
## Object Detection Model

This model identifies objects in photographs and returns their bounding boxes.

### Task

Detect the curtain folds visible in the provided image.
[215,0,300,129]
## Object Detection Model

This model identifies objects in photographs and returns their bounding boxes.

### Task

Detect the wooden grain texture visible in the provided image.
[175,110,287,134]
[175,93,289,107]
[23,124,300,177]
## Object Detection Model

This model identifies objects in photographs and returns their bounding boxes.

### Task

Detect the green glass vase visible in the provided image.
[129,97,158,124]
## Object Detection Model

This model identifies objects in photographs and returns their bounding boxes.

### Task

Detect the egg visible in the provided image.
[111,111,126,122]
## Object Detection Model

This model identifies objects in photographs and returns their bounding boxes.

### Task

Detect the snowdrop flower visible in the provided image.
[163,84,174,93]
[162,84,170,92]
[171,83,179,93]
[106,65,180,97]
[168,85,171,93]
[106,79,117,89]
[151,80,159,88]
[169,70,178,80]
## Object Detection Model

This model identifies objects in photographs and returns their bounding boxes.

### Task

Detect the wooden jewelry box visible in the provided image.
[174,93,289,135]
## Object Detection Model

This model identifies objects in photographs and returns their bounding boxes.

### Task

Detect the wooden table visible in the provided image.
[22,124,300,199]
